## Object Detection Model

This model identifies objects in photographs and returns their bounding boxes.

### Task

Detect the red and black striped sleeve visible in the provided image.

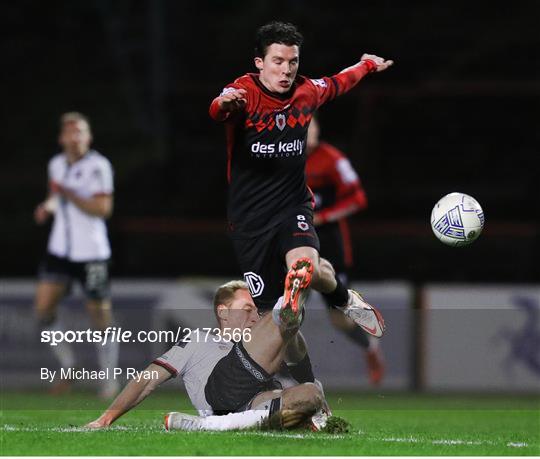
[310,59,377,108]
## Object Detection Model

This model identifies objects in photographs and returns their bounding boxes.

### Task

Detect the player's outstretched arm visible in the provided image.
[359,53,394,72]
[315,54,394,107]
[209,88,247,121]
[85,364,171,429]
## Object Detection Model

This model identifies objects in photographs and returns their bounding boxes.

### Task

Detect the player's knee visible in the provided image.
[286,382,324,414]
[301,382,324,411]
[319,258,335,279]
[312,258,334,289]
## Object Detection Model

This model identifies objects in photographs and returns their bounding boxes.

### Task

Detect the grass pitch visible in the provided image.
[1,391,538,456]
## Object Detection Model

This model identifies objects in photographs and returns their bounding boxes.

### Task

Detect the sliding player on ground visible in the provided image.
[86,271,329,431]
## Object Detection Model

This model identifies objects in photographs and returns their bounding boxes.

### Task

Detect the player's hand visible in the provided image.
[34,203,51,225]
[361,54,394,72]
[218,88,247,113]
[85,419,108,429]
[49,181,63,194]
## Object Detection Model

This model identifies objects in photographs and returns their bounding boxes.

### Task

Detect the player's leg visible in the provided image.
[204,268,313,414]
[287,250,385,337]
[242,312,293,375]
[35,255,75,394]
[250,382,324,428]
[80,260,119,398]
[280,210,346,308]
[323,271,385,385]
[167,383,324,431]
[35,281,66,325]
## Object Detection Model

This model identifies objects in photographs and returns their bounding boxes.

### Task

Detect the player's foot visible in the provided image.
[310,379,331,431]
[366,346,385,385]
[310,409,329,431]
[164,412,203,431]
[280,258,313,327]
[338,290,385,337]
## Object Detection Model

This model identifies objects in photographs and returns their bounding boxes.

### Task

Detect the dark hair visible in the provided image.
[255,21,303,57]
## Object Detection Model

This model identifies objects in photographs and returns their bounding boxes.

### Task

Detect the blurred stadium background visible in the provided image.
[2,1,539,395]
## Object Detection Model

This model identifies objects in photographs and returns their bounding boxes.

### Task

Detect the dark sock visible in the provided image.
[321,275,349,308]
[344,327,370,349]
[287,353,315,383]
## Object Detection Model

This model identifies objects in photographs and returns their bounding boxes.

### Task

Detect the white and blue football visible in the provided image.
[431,192,484,246]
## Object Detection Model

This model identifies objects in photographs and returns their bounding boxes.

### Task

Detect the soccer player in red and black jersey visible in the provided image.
[209,22,391,354]
[306,116,384,385]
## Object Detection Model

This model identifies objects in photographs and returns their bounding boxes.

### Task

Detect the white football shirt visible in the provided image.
[47,150,113,261]
[154,336,234,415]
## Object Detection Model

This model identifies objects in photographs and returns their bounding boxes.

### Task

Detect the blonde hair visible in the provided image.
[213,280,249,320]
[59,112,92,133]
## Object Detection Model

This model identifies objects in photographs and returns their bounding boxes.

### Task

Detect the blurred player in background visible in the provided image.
[306,115,384,385]
[87,275,329,431]
[33,112,118,398]
[209,21,391,382]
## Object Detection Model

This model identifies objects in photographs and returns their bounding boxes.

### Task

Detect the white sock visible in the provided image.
[272,296,304,328]
[45,320,76,370]
[272,296,285,326]
[201,409,269,431]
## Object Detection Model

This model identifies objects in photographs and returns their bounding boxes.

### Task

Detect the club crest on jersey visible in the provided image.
[275,113,286,131]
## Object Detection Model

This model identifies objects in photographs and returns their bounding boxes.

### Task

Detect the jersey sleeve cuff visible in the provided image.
[153,359,178,377]
[361,59,377,73]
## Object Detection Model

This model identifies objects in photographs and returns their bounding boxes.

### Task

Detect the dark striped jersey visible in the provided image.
[209,60,376,238]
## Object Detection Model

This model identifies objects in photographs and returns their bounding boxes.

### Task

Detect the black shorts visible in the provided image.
[231,208,320,310]
[38,253,110,300]
[205,341,281,414]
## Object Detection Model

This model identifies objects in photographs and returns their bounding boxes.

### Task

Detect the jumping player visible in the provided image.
[34,112,119,398]
[306,115,385,385]
[209,22,391,336]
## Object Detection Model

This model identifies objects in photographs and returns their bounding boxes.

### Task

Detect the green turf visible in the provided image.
[1,391,539,456]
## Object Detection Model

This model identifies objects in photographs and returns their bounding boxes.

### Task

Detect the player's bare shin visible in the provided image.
[242,312,294,375]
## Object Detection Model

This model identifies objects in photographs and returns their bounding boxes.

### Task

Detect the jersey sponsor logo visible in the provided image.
[243,272,265,297]
[250,139,305,158]
[275,113,286,131]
